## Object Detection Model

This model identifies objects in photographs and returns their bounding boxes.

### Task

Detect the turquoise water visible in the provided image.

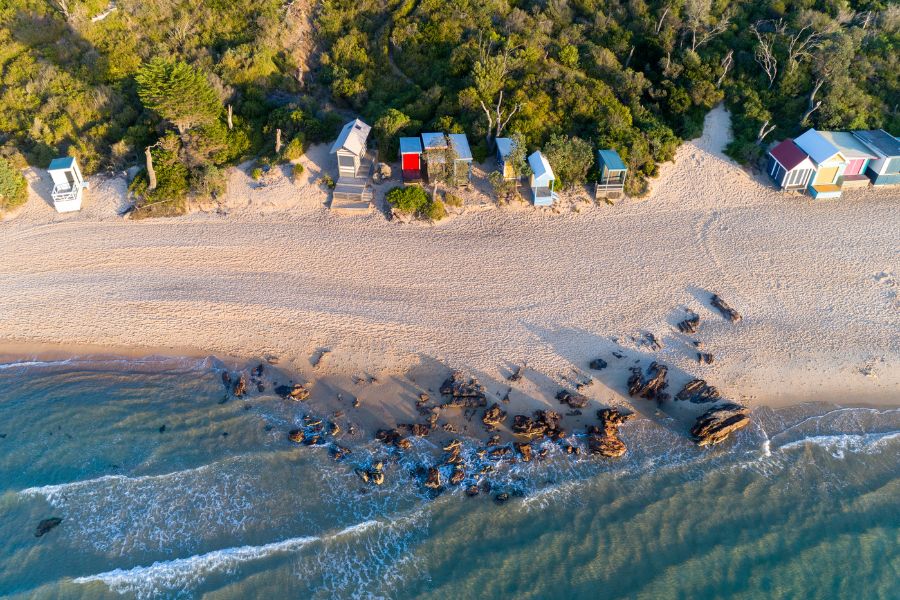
[0,357,897,599]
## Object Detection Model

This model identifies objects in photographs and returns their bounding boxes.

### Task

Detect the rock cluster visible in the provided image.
[690,403,750,446]
[357,461,385,485]
[675,379,721,403]
[439,371,488,408]
[677,311,700,334]
[711,294,742,322]
[628,362,669,402]
[424,467,442,489]
[556,389,589,409]
[375,428,412,450]
[482,403,507,430]
[511,410,564,440]
[586,408,634,458]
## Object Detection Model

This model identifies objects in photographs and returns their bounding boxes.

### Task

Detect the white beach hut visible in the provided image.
[793,129,847,199]
[528,151,557,206]
[330,118,372,179]
[48,157,88,212]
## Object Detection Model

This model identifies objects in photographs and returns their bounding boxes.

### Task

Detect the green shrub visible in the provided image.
[321,174,335,189]
[386,185,430,214]
[281,137,304,161]
[423,198,446,221]
[443,192,463,207]
[191,165,226,199]
[292,162,305,181]
[0,158,28,211]
[251,167,263,180]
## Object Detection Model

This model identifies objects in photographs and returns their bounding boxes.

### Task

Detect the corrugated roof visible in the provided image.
[817,131,877,160]
[597,149,626,171]
[399,137,423,154]
[330,118,371,155]
[448,134,472,161]
[794,129,843,165]
[495,137,514,159]
[852,129,900,157]
[421,132,447,150]
[48,157,75,171]
[528,151,554,182]
[769,139,812,171]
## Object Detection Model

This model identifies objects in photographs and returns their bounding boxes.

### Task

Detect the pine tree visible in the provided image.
[136,58,221,135]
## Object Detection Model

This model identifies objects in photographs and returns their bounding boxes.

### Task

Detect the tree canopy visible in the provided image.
[136,58,222,134]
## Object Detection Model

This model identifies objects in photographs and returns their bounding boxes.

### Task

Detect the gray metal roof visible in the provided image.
[495,137,514,159]
[817,131,877,160]
[448,134,472,161]
[528,151,554,183]
[399,137,423,154]
[794,129,843,165]
[330,118,371,155]
[852,129,900,158]
[421,132,447,150]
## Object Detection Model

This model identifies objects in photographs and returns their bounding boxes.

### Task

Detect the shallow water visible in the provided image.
[0,357,897,599]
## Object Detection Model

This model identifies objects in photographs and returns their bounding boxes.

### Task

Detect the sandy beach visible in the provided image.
[1,107,898,421]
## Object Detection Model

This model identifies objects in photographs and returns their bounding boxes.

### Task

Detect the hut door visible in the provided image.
[814,166,838,185]
[844,159,864,176]
[402,154,419,170]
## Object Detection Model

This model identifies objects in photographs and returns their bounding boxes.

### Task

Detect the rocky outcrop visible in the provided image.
[35,517,62,537]
[288,429,305,443]
[589,358,608,371]
[375,428,412,450]
[587,408,635,458]
[691,403,751,446]
[711,294,742,322]
[330,445,351,461]
[424,467,442,489]
[515,442,532,462]
[628,362,669,403]
[511,410,564,440]
[482,403,507,430]
[465,485,480,497]
[357,462,385,485]
[232,376,247,398]
[675,379,721,403]
[439,371,488,408]
[556,389,589,409]
[450,466,465,485]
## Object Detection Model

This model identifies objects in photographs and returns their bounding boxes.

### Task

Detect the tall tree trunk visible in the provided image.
[275,129,282,154]
[145,146,157,191]
[227,104,233,130]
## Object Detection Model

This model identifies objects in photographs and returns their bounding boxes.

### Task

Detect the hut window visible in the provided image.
[338,155,356,168]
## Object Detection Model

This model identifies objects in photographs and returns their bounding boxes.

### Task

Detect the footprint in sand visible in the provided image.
[872,271,897,307]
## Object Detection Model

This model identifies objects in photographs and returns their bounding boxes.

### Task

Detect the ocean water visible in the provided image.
[0,357,897,599]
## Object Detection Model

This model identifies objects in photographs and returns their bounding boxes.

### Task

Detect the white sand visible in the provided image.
[1,106,898,410]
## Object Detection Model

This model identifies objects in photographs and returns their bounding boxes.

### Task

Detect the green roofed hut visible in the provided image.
[595,149,627,201]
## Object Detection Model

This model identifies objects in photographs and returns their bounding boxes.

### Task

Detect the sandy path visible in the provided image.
[1,107,898,408]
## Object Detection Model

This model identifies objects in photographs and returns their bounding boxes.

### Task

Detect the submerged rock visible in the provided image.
[465,485,480,497]
[494,493,510,504]
[232,376,247,398]
[35,517,62,538]
[628,362,669,403]
[424,467,442,489]
[288,429,305,443]
[221,371,232,387]
[515,442,532,462]
[450,466,466,486]
[375,428,412,450]
[691,403,750,446]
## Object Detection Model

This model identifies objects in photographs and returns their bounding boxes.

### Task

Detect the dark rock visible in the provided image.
[515,442,532,462]
[677,311,700,334]
[232,376,247,398]
[375,428,412,450]
[628,362,669,402]
[251,364,264,378]
[399,423,431,437]
[482,403,507,430]
[556,389,589,409]
[711,294,742,322]
[511,410,563,440]
[424,467,442,489]
[489,446,511,458]
[288,429,305,443]
[487,434,501,446]
[35,517,62,538]
[256,382,265,392]
[697,353,714,364]
[449,466,465,485]
[589,358,608,371]
[675,379,721,403]
[289,383,310,401]
[587,408,635,458]
[221,371,232,387]
[508,364,526,382]
[439,371,487,408]
[494,493,510,504]
[329,422,341,436]
[331,445,351,461]
[691,403,751,446]
[158,424,166,433]
[465,485,480,497]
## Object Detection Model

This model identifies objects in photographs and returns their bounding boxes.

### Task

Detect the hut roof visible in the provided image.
[794,129,843,165]
[495,137,514,159]
[448,134,473,162]
[399,137,423,154]
[48,157,75,171]
[852,129,900,158]
[421,132,448,150]
[330,118,371,155]
[528,151,554,183]
[817,131,877,160]
[597,149,627,171]
[769,139,812,170]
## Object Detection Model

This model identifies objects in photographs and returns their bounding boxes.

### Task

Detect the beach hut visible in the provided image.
[420,132,448,182]
[595,149,628,200]
[766,139,815,191]
[852,129,900,186]
[330,118,371,179]
[399,137,423,182]
[817,131,877,189]
[495,137,517,180]
[793,129,847,199]
[528,151,557,206]
[47,156,87,213]
[447,134,473,184]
